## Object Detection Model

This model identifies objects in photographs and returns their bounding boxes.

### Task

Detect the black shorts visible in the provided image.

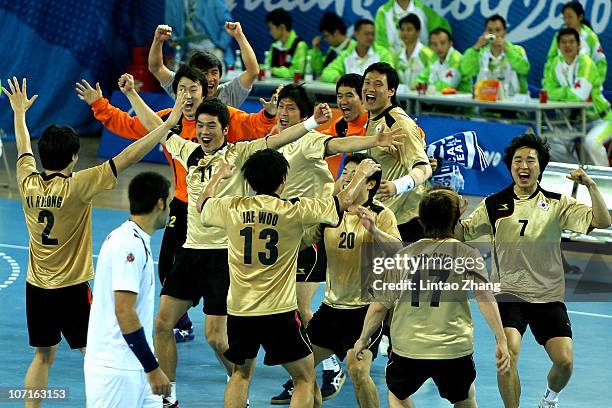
[26,281,92,349]
[296,243,326,283]
[386,353,476,403]
[160,248,229,315]
[397,217,424,244]
[307,303,383,361]
[158,198,188,283]
[496,296,572,345]
[224,310,312,366]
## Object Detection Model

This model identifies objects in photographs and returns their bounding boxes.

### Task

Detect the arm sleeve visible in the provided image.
[320,49,348,83]
[301,132,332,160]
[460,47,480,78]
[234,138,269,164]
[91,98,167,141]
[227,107,275,142]
[111,239,146,294]
[299,196,341,228]
[394,118,429,171]
[379,47,395,68]
[424,5,451,33]
[376,208,402,240]
[309,48,324,75]
[460,199,493,240]
[200,196,233,228]
[271,41,308,78]
[72,161,118,202]
[559,194,593,234]
[374,8,389,50]
[464,246,489,283]
[506,44,530,75]
[165,134,200,168]
[302,224,323,246]
[16,154,37,186]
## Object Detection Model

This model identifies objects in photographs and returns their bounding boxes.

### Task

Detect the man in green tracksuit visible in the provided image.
[543,27,611,166]
[417,28,471,93]
[308,12,357,77]
[375,0,451,55]
[265,9,308,79]
[393,13,435,89]
[461,15,530,96]
[321,19,394,83]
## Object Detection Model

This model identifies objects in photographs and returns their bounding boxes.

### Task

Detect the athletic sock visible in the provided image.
[322,355,340,372]
[544,386,559,402]
[166,382,177,404]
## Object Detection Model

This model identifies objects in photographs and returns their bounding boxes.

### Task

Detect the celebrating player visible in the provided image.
[456,134,611,408]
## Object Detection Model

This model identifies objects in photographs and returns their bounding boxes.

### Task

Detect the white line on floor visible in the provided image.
[568,310,612,319]
[0,243,159,264]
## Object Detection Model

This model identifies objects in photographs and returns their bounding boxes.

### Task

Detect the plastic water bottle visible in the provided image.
[304,55,313,82]
[263,51,271,78]
[235,49,243,72]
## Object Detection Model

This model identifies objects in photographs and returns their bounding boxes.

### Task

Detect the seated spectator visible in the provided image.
[392,14,434,89]
[321,19,393,83]
[148,22,258,108]
[309,12,356,77]
[375,0,451,54]
[265,9,309,79]
[542,28,611,166]
[545,1,607,83]
[461,15,530,96]
[416,28,470,92]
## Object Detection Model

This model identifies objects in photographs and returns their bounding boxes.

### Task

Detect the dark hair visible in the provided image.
[419,187,461,239]
[266,9,292,30]
[242,149,290,194]
[503,134,551,179]
[363,62,400,106]
[562,1,592,29]
[189,51,223,76]
[319,12,347,35]
[195,98,230,129]
[38,125,80,171]
[557,27,581,45]
[429,27,453,43]
[277,84,314,118]
[336,73,363,99]
[354,19,375,32]
[485,14,507,29]
[129,172,171,215]
[172,64,207,95]
[398,13,421,31]
[343,153,382,203]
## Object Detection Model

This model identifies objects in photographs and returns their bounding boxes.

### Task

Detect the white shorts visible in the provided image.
[84,360,162,408]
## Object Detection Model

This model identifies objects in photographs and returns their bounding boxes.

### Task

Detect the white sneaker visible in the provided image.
[379,335,390,356]
[538,398,559,408]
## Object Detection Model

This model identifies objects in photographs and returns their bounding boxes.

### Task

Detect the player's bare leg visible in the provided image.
[283,354,318,408]
[498,328,522,408]
[543,337,573,399]
[388,391,414,408]
[296,282,319,325]
[454,383,477,407]
[154,295,192,380]
[24,346,57,408]
[205,315,234,375]
[224,359,255,408]
[346,348,379,407]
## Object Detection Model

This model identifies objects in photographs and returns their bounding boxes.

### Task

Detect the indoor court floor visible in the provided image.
[0,138,611,407]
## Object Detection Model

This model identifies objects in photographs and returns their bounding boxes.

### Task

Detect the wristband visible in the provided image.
[304,116,318,131]
[123,327,159,373]
[392,175,415,194]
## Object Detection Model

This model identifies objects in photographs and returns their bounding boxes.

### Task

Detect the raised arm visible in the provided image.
[325,126,402,155]
[196,162,235,213]
[266,103,332,150]
[118,73,164,131]
[148,24,175,87]
[112,91,186,173]
[337,159,382,212]
[355,206,403,254]
[2,77,38,157]
[225,22,259,90]
[567,169,611,229]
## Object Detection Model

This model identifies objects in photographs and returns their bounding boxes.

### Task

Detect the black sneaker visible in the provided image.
[163,398,179,407]
[270,379,294,404]
[321,369,346,401]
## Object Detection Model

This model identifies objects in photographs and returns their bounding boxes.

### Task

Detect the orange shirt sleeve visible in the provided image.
[227,107,276,142]
[90,97,170,141]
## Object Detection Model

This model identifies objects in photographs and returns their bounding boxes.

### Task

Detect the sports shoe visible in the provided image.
[270,379,294,404]
[174,327,194,343]
[538,398,559,408]
[163,398,179,407]
[321,369,346,401]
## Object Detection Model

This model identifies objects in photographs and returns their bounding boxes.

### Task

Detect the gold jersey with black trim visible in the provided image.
[200,194,341,316]
[164,134,268,249]
[277,131,335,199]
[460,184,593,303]
[366,106,430,224]
[16,154,118,289]
[381,238,487,359]
[304,200,401,309]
